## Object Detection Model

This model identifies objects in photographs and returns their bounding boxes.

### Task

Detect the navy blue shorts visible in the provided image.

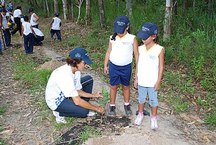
[109,61,132,86]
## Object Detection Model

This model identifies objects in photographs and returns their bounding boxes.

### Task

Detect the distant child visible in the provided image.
[134,22,165,130]
[28,8,39,28]
[21,15,35,54]
[104,16,138,116]
[1,8,12,47]
[32,27,44,46]
[50,13,61,41]
[11,6,22,35]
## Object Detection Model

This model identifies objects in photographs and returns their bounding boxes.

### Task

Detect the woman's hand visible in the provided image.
[93,91,103,98]
[96,106,105,114]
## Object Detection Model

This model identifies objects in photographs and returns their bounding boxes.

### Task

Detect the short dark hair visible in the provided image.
[23,15,29,21]
[66,58,82,68]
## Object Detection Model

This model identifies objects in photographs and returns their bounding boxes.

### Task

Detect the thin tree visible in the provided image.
[126,0,132,19]
[54,0,59,13]
[62,0,68,20]
[70,0,74,21]
[45,0,50,17]
[76,0,84,23]
[163,0,172,41]
[98,0,105,28]
[86,0,91,25]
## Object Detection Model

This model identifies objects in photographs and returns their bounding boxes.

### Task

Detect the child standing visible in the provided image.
[104,16,138,116]
[21,15,35,54]
[29,8,39,28]
[50,13,61,41]
[134,22,165,129]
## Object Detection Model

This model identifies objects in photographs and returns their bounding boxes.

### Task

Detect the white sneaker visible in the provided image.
[87,110,96,117]
[53,111,67,124]
[134,114,144,125]
[151,117,158,130]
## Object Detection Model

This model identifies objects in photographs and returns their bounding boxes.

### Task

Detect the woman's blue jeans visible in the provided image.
[55,75,93,118]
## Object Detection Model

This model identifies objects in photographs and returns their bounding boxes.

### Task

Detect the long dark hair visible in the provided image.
[111,26,130,41]
[66,58,82,68]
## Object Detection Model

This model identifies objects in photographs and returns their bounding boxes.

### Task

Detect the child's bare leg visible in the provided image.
[151,106,158,116]
[110,85,118,104]
[122,85,130,103]
[138,103,144,113]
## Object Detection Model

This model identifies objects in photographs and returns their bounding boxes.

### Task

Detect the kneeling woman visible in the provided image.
[45,47,104,123]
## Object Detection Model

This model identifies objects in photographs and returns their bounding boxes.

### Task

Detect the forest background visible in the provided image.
[9,0,216,127]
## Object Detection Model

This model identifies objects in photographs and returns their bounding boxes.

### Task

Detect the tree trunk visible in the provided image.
[163,0,172,41]
[45,0,50,17]
[98,0,105,28]
[71,0,74,21]
[126,0,132,19]
[54,0,59,13]
[86,0,91,25]
[62,0,68,20]
[76,0,84,23]
[183,0,188,14]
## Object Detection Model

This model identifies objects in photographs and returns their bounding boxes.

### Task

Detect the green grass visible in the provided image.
[80,126,101,142]
[0,106,6,115]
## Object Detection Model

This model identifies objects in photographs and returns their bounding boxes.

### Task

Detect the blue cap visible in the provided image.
[114,16,130,34]
[137,22,158,40]
[69,47,93,65]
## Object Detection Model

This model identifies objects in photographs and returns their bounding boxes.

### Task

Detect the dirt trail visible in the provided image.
[0,35,215,145]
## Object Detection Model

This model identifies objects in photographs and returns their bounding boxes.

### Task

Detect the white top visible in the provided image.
[1,14,8,29]
[51,17,61,30]
[22,21,33,35]
[33,28,44,36]
[109,33,135,66]
[13,9,22,18]
[137,44,164,87]
[45,64,82,110]
[30,13,38,26]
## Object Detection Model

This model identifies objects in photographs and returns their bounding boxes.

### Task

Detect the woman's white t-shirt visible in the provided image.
[45,64,82,110]
[109,33,135,66]
[137,44,164,87]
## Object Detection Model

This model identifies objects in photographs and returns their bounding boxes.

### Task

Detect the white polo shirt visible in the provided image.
[33,28,44,37]
[137,44,164,87]
[51,17,61,30]
[45,64,82,110]
[22,21,33,35]
[30,13,38,26]
[13,9,22,18]
[109,33,135,66]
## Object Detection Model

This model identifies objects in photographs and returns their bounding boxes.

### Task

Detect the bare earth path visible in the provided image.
[0,31,215,145]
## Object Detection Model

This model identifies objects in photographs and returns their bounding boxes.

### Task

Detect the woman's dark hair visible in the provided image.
[66,58,82,68]
[28,8,33,13]
[154,36,159,43]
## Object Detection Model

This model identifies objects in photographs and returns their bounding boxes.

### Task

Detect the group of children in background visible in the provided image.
[0,1,164,131]
[104,16,164,130]
[0,1,62,55]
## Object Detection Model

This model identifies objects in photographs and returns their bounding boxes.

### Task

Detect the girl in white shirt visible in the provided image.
[104,16,138,116]
[50,13,61,41]
[28,8,39,28]
[21,15,35,54]
[134,22,165,130]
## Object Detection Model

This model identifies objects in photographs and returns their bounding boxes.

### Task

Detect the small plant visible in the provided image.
[205,109,216,126]
[170,96,189,113]
[0,106,6,115]
[98,87,110,107]
[80,126,101,142]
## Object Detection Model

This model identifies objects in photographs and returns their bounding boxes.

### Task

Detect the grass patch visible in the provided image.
[0,106,6,115]
[80,125,101,142]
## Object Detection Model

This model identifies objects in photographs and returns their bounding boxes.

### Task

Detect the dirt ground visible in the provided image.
[0,23,216,145]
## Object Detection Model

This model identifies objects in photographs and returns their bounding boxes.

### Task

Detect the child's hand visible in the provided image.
[104,66,109,74]
[134,76,138,89]
[154,81,161,90]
